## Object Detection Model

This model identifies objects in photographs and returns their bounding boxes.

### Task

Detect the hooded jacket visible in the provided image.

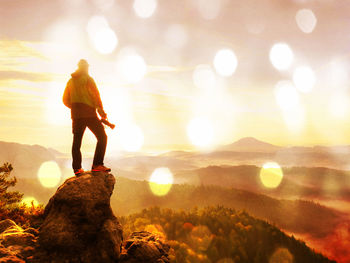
[63,70,104,119]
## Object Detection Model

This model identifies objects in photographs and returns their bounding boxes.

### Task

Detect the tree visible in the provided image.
[0,162,23,205]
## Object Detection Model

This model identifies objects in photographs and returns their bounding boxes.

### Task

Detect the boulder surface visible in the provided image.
[38,171,123,263]
[120,231,170,263]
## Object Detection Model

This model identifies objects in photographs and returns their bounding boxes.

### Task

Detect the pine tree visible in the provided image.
[0,162,23,205]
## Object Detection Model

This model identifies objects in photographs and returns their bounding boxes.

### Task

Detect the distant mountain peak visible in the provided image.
[234,137,269,144]
[221,137,281,152]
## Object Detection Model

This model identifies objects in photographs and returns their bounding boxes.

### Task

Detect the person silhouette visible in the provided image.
[63,59,111,176]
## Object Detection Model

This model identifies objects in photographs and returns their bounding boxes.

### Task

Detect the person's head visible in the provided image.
[77,59,89,73]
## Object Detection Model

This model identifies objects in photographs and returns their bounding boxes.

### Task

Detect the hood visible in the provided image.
[71,69,88,78]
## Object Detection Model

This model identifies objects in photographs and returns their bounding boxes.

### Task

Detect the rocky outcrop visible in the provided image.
[37,171,123,263]
[0,219,37,263]
[120,231,170,263]
[0,171,172,262]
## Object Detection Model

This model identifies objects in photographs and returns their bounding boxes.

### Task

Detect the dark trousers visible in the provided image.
[72,117,107,169]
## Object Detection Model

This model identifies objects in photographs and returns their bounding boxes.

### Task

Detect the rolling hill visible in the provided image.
[2,138,350,180]
[175,165,350,202]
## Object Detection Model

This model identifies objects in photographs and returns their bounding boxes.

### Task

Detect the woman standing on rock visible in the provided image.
[63,59,111,176]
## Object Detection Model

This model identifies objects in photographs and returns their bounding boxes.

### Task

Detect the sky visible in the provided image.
[1,0,350,154]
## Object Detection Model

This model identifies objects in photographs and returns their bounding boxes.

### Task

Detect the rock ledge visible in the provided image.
[38,172,123,263]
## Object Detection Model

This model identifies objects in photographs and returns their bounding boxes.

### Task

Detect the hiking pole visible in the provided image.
[101,118,116,129]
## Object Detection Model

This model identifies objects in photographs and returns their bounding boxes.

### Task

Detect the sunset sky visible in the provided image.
[1,0,350,154]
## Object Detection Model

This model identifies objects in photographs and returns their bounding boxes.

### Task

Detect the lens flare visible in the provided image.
[296,9,317,34]
[293,66,316,93]
[260,162,284,188]
[189,225,213,251]
[92,28,118,54]
[86,16,118,54]
[21,197,39,207]
[193,64,217,90]
[116,49,147,83]
[269,248,293,263]
[149,167,174,196]
[274,80,299,111]
[119,123,144,152]
[37,161,62,188]
[269,43,294,71]
[213,49,238,77]
[133,0,157,18]
[187,117,214,147]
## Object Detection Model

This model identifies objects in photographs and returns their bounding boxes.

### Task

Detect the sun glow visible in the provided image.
[193,64,217,90]
[149,167,174,196]
[274,80,305,132]
[37,161,62,188]
[119,123,144,152]
[3,0,349,162]
[274,81,300,111]
[329,93,350,119]
[282,107,305,132]
[187,117,214,147]
[44,19,83,47]
[47,83,71,126]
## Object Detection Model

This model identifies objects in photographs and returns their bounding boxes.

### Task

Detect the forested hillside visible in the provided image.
[121,206,335,263]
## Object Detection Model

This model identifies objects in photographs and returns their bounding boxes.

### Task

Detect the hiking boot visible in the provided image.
[92,165,111,173]
[74,168,85,176]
